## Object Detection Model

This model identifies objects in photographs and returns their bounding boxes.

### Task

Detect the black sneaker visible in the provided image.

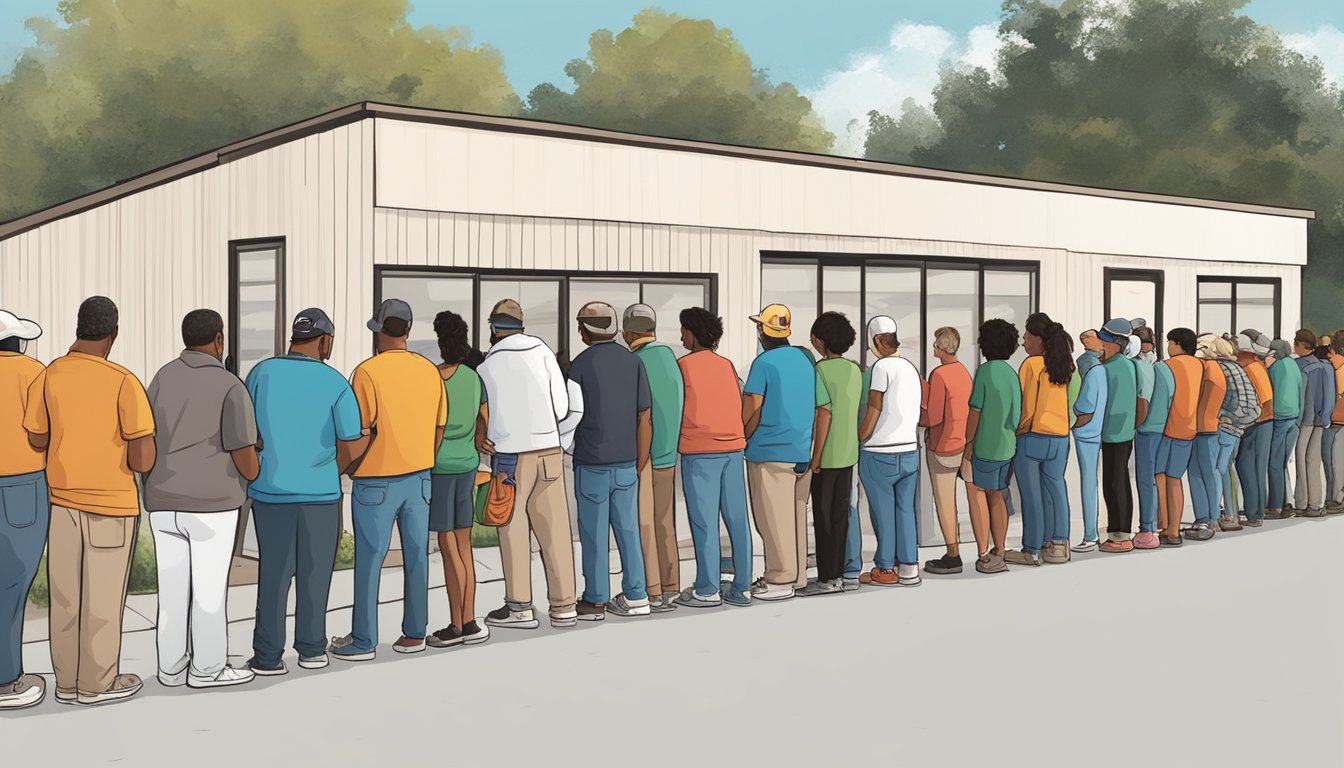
[576,600,607,621]
[924,554,963,574]
[427,625,464,649]
[461,620,491,645]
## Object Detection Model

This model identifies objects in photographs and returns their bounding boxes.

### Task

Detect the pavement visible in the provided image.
[8,516,1343,767]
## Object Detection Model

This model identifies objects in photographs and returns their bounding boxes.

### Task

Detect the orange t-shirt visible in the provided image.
[1198,359,1226,435]
[1332,355,1344,425]
[1164,355,1203,440]
[350,349,448,478]
[677,350,746,455]
[0,352,46,476]
[1242,359,1274,424]
[22,352,155,516]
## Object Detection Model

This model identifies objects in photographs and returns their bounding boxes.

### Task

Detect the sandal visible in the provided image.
[1159,535,1183,547]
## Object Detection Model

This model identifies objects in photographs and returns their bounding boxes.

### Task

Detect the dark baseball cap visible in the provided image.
[367,299,413,333]
[291,308,336,341]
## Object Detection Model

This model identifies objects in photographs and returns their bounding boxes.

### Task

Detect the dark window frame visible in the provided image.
[1104,267,1165,345]
[1196,276,1282,339]
[227,237,287,377]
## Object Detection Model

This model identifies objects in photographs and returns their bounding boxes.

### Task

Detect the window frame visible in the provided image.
[1196,276,1282,339]
[1103,267,1165,344]
[227,237,287,378]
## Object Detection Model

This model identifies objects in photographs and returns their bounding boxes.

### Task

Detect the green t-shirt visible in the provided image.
[967,359,1021,462]
[816,357,862,468]
[1067,368,1081,429]
[432,366,483,475]
[1100,354,1139,444]
[1269,358,1303,420]
[633,342,685,469]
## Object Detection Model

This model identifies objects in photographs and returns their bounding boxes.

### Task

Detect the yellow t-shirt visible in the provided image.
[0,352,46,476]
[22,352,155,516]
[1018,355,1070,437]
[351,349,448,478]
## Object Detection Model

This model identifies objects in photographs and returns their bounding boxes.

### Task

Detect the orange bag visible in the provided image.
[481,461,516,527]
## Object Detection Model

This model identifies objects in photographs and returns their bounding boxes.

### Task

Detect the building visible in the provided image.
[0,101,1313,550]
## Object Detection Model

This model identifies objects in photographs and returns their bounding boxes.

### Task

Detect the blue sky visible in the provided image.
[2,0,1341,153]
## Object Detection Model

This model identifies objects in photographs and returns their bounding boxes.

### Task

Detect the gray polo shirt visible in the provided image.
[143,350,258,512]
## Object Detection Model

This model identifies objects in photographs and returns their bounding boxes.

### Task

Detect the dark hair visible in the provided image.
[0,337,21,353]
[1167,327,1197,356]
[181,309,224,348]
[1025,313,1073,385]
[1331,330,1344,356]
[76,296,118,340]
[433,311,470,365]
[1134,326,1160,360]
[760,335,789,351]
[381,316,410,338]
[810,311,856,356]
[679,307,723,350]
[1296,328,1319,348]
[978,318,1019,362]
[463,347,485,370]
[1315,345,1332,361]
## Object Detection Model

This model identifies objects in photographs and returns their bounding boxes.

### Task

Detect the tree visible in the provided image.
[865,0,1344,327]
[0,0,521,221]
[524,9,833,153]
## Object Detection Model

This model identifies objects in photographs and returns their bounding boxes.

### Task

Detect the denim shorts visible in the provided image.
[429,471,476,531]
[971,455,1012,491]
[1156,436,1194,478]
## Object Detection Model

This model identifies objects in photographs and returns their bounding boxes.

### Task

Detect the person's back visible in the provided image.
[1302,355,1333,427]
[569,341,648,466]
[351,349,445,478]
[924,360,972,456]
[1242,357,1274,422]
[970,359,1021,459]
[478,332,567,454]
[678,350,745,455]
[632,341,684,470]
[1269,356,1303,421]
[865,355,922,453]
[0,348,44,478]
[745,345,820,464]
[1164,355,1202,441]
[1101,354,1139,443]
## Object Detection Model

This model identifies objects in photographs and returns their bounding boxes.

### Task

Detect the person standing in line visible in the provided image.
[855,316,922,586]
[332,299,446,661]
[800,312,862,596]
[1208,335,1260,530]
[1292,330,1332,518]
[1077,330,1102,382]
[1152,328,1203,547]
[921,327,973,575]
[962,319,1022,574]
[1095,318,1144,554]
[1323,333,1344,511]
[246,309,368,677]
[622,304,685,612]
[143,310,259,689]
[1131,327,1163,550]
[1234,333,1274,527]
[23,296,155,706]
[843,364,873,589]
[0,310,48,710]
[743,304,831,602]
[674,308,752,608]
[425,311,490,649]
[1264,338,1303,520]
[1185,334,1228,541]
[1005,313,1076,567]
[1071,331,1110,553]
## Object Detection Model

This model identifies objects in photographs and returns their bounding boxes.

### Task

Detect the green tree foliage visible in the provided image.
[525,9,833,153]
[0,0,521,221]
[865,0,1344,327]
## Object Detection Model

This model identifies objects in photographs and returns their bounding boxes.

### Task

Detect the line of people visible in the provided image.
[1,296,1338,710]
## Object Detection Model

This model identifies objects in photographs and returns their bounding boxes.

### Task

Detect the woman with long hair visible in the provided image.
[1006,313,1078,566]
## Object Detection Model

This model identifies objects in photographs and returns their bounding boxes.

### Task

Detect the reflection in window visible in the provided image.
[1197,278,1281,338]
[380,273,473,361]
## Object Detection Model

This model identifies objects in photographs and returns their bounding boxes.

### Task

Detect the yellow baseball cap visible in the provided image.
[750,304,792,339]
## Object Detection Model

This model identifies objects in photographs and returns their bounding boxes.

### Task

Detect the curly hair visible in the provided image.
[978,318,1019,362]
[810,311,856,356]
[680,307,724,350]
[433,310,471,365]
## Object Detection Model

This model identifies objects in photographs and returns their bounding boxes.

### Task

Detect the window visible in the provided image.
[380,271,472,360]
[1105,269,1164,347]
[228,239,285,381]
[822,266,863,363]
[480,278,563,355]
[1197,277,1281,338]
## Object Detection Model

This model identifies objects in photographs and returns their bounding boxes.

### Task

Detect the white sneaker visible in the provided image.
[297,654,328,670]
[607,593,651,617]
[674,587,723,608]
[0,674,46,710]
[897,565,922,587]
[486,603,541,630]
[248,659,290,676]
[188,667,256,690]
[1070,539,1099,553]
[158,669,187,688]
[750,579,795,602]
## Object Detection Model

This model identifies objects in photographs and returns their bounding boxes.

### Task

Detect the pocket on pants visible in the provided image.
[421,477,433,505]
[87,515,129,549]
[0,480,39,528]
[613,466,638,491]
[540,452,562,482]
[354,482,387,507]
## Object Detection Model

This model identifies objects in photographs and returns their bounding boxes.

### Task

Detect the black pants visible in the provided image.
[1101,441,1134,534]
[810,466,854,581]
[251,501,341,666]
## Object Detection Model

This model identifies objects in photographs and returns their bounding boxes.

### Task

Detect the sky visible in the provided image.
[1,0,1341,154]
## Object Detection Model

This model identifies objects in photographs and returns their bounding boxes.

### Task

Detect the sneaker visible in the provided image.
[859,567,900,586]
[0,674,46,710]
[975,552,1008,574]
[842,576,861,591]
[1003,550,1041,567]
[896,564,922,587]
[158,669,186,688]
[1327,502,1344,515]
[461,620,491,645]
[188,666,256,689]
[648,593,677,613]
[247,658,289,677]
[1071,539,1099,553]
[1133,532,1161,550]
[1042,542,1071,564]
[924,553,964,574]
[330,634,376,662]
[1239,516,1264,528]
[577,600,607,621]
[750,578,795,601]
[1159,534,1183,548]
[427,625,465,649]
[54,689,77,705]
[608,593,651,617]
[550,607,578,628]
[298,654,329,670]
[1098,539,1134,553]
[1264,508,1296,520]
[1184,524,1215,542]
[393,636,425,654]
[485,603,540,630]
[1218,516,1243,532]
[77,674,143,706]
[721,585,752,607]
[797,578,844,597]
[675,587,723,608]
[1303,507,1327,519]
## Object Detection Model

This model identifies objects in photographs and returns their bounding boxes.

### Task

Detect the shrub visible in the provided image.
[334,530,355,570]
[471,523,499,548]
[128,525,157,594]
[27,550,49,608]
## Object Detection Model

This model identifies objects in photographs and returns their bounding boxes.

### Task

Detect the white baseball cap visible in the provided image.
[0,310,42,343]
[867,316,897,340]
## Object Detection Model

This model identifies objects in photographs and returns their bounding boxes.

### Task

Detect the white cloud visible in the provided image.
[806,22,1005,156]
[1282,24,1344,89]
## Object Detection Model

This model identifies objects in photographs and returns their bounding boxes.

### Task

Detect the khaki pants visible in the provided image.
[928,452,962,544]
[48,505,136,697]
[747,462,811,588]
[498,449,577,613]
[638,465,679,597]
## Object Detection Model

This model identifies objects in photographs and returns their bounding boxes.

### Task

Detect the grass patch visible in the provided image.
[27,550,48,608]
[334,530,355,570]
[471,522,499,548]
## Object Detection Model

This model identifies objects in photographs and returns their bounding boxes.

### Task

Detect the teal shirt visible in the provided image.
[633,341,685,469]
[1100,354,1139,444]
[967,359,1021,462]
[1269,358,1303,420]
[1138,361,1175,434]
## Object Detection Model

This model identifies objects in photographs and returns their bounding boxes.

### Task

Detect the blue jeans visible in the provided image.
[575,462,646,604]
[1236,422,1272,520]
[251,501,340,667]
[350,472,430,651]
[1134,431,1162,533]
[1014,434,1069,553]
[1,471,48,685]
[844,469,862,577]
[858,451,920,569]
[681,452,752,595]
[1267,418,1299,509]
[1189,434,1221,525]
[1073,436,1101,543]
[1324,425,1340,502]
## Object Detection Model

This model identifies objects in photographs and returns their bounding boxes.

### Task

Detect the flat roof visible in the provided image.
[0,101,1316,241]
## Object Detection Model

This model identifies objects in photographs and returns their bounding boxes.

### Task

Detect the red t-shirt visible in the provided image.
[920,361,972,456]
[677,350,746,455]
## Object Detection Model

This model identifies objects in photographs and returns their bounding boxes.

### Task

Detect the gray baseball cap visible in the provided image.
[367,298,413,334]
[622,303,657,333]
[577,302,618,335]
[291,308,335,341]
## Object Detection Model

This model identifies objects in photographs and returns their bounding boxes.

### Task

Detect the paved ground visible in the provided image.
[8,517,1343,767]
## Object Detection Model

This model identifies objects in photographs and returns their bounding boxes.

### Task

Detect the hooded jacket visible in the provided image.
[478,333,570,454]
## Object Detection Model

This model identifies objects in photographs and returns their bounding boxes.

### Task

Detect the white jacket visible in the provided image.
[478,333,569,454]
[559,379,585,455]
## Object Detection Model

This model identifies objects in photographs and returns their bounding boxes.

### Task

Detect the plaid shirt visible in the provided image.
[1217,359,1260,436]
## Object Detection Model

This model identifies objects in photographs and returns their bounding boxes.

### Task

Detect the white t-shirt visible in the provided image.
[863,355,922,454]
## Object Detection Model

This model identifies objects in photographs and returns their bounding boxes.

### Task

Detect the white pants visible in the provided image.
[150,509,238,680]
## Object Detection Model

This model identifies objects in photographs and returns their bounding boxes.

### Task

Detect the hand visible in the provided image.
[476,435,496,456]
[809,459,822,475]
[637,457,650,474]
[255,436,265,452]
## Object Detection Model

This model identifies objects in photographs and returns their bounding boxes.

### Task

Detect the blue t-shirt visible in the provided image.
[1138,360,1175,434]
[245,354,363,504]
[568,341,652,466]
[1072,364,1109,442]
[743,346,831,464]
[1077,350,1101,382]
